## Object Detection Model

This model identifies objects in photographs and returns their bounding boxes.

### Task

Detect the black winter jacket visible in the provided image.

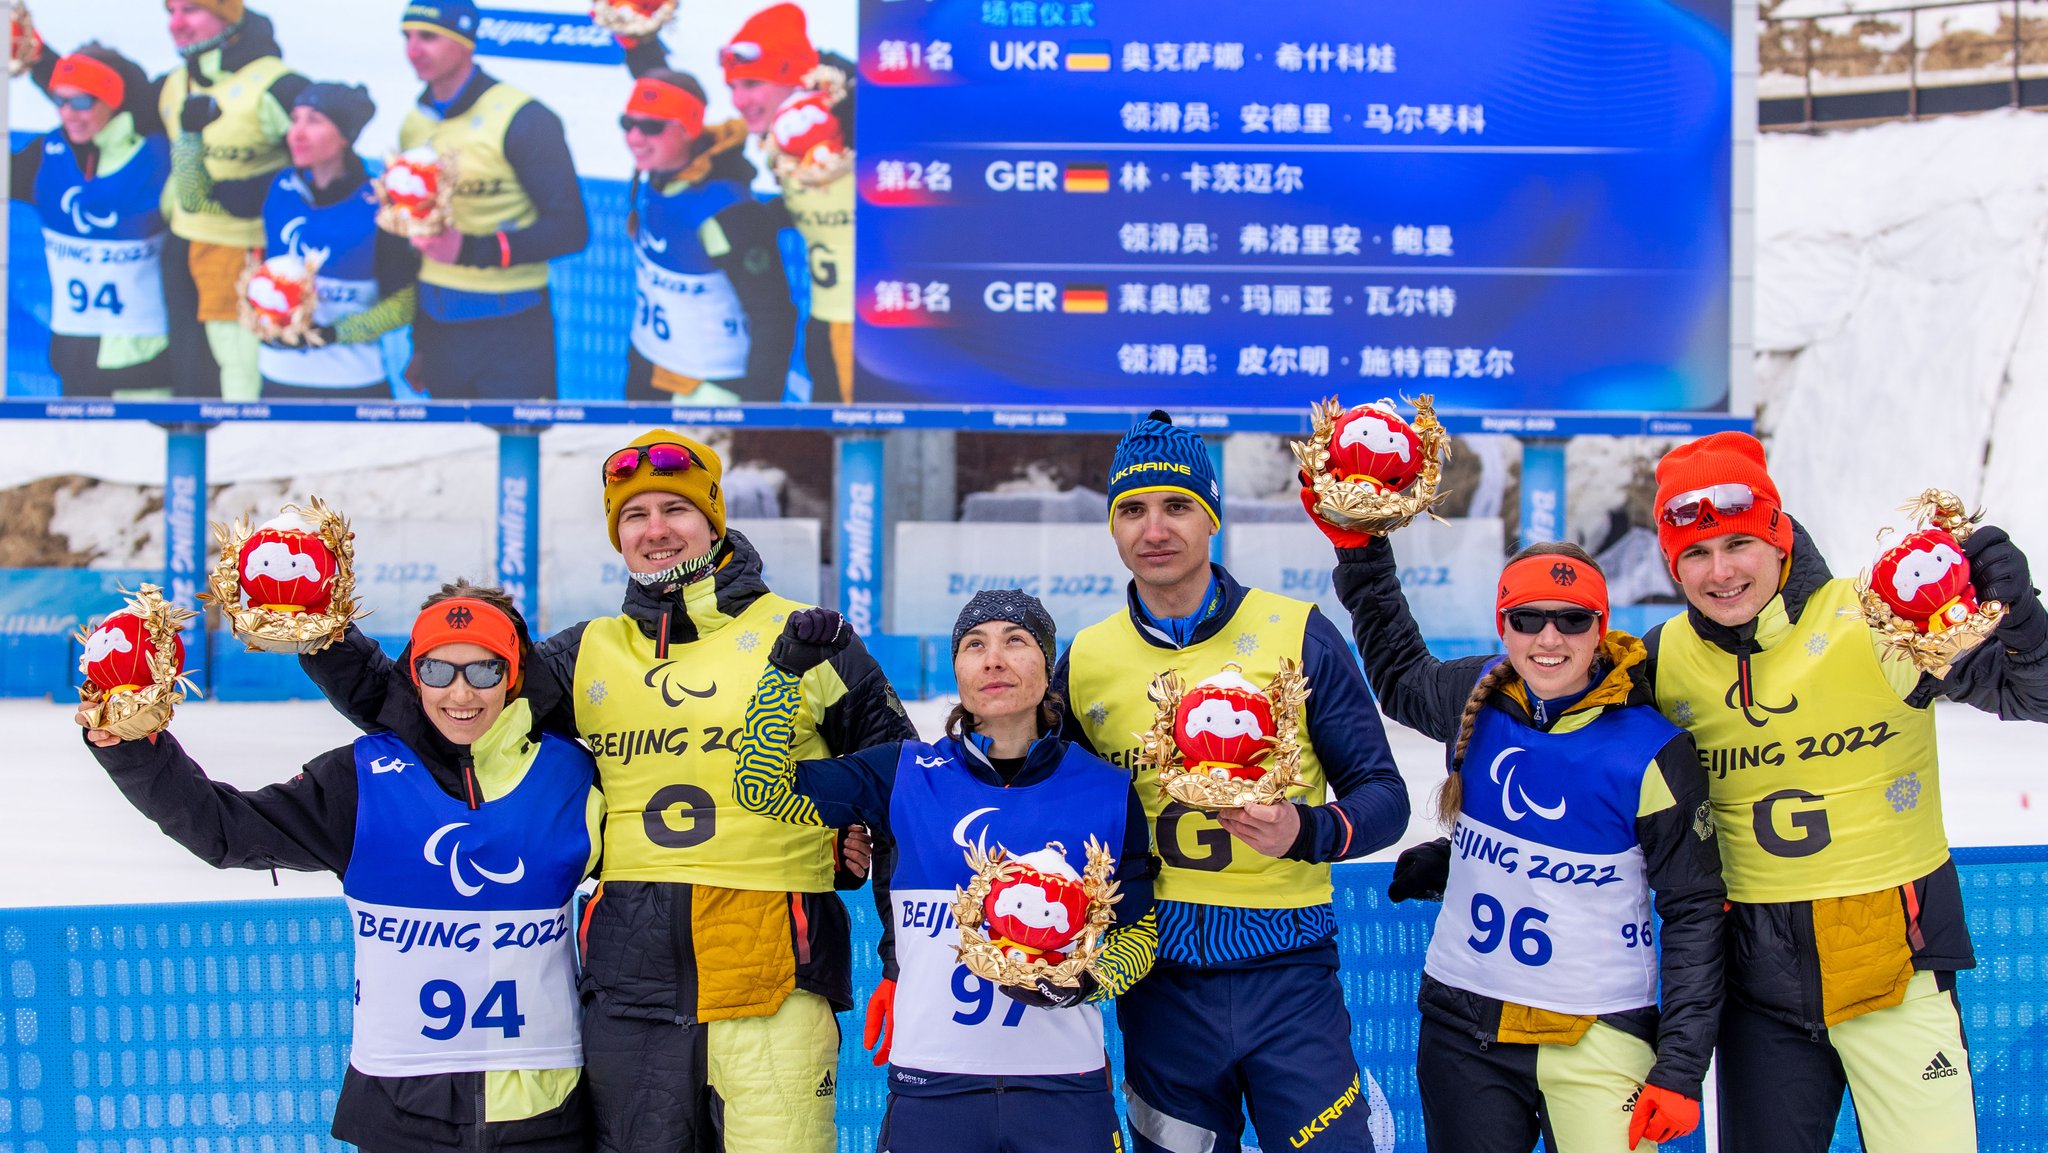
[1333,536,1726,1099]
[83,692,597,1151]
[301,531,914,1019]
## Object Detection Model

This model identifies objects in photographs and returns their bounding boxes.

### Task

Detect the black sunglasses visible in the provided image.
[1503,608,1600,636]
[415,656,509,690]
[619,114,671,135]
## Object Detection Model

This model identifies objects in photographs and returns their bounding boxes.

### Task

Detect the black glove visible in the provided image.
[1387,838,1451,903]
[1000,970,1098,1010]
[180,95,221,134]
[768,607,850,676]
[307,324,338,347]
[1964,526,2035,608]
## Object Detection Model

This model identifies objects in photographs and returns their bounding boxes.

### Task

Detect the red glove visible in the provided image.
[1298,480,1377,550]
[862,978,896,1067]
[1627,1084,1700,1148]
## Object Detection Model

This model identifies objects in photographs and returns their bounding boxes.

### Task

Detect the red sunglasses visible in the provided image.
[603,443,701,484]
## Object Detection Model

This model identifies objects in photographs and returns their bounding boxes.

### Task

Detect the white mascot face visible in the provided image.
[1337,414,1412,462]
[773,100,831,149]
[384,165,431,200]
[991,882,1071,935]
[243,540,322,584]
[246,277,293,314]
[81,622,135,664]
[1889,542,1964,602]
[1183,697,1268,741]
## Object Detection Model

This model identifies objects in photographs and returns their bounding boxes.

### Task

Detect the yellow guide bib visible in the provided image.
[1654,579,1948,903]
[400,85,549,294]
[1068,588,1333,908]
[159,55,291,246]
[781,174,853,324]
[573,594,839,892]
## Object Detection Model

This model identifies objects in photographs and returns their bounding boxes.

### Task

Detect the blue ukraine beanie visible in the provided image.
[1106,409,1221,527]
[401,0,480,48]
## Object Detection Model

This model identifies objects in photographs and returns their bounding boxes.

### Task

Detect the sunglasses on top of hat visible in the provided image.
[1503,607,1601,636]
[415,656,509,690]
[1659,482,1757,528]
[604,442,702,484]
[720,41,764,66]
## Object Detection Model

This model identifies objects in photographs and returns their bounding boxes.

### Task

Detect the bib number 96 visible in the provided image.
[1466,894,1552,967]
[419,978,525,1040]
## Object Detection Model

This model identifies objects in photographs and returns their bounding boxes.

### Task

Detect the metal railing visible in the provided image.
[1760,0,2048,129]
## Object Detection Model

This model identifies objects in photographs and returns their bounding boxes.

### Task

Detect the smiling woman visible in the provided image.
[1317,514,1726,1153]
[74,577,603,1151]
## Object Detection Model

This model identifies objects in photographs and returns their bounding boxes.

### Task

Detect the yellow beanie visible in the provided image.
[603,429,726,551]
[184,0,247,23]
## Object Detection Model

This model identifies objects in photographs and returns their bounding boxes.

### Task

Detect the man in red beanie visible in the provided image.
[722,3,857,402]
[1643,430,2048,1153]
[300,430,913,1153]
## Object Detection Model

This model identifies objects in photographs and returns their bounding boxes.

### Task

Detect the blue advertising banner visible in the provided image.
[836,435,886,635]
[473,7,625,65]
[497,431,543,623]
[164,429,208,614]
[1519,439,1568,547]
[855,0,1734,414]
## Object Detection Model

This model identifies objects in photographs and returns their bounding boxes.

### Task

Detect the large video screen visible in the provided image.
[856,0,1736,412]
[7,0,1733,417]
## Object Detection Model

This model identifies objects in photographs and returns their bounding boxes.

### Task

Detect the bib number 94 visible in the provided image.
[419,978,525,1040]
[67,279,124,315]
[1466,894,1553,967]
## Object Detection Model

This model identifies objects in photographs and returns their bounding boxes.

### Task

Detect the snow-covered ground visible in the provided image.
[7,695,2043,909]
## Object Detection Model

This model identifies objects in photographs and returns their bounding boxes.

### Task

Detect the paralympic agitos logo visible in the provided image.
[644,662,717,707]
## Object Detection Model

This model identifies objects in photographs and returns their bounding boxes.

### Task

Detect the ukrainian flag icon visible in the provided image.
[1066,40,1112,71]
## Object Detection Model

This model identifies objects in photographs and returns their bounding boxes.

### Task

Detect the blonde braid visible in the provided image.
[1438,659,1521,829]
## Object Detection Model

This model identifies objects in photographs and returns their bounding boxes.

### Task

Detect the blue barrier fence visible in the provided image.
[7,850,2048,1152]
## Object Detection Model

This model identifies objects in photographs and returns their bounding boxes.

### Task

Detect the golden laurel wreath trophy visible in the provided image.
[236,251,325,347]
[1137,660,1310,810]
[1856,489,2005,676]
[76,585,201,741]
[9,2,38,77]
[589,0,676,38]
[204,498,362,654]
[953,838,1120,990]
[1290,394,1453,535]
[375,147,457,239]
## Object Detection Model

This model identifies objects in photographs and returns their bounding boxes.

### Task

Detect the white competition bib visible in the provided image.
[1424,814,1658,1015]
[258,275,385,387]
[345,897,582,1076]
[889,887,1107,1077]
[630,249,750,380]
[44,229,167,338]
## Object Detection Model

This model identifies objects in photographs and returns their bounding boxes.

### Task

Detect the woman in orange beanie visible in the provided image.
[81,582,602,1151]
[1309,500,1725,1152]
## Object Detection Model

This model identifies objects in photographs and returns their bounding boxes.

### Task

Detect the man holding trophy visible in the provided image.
[1054,411,1410,1153]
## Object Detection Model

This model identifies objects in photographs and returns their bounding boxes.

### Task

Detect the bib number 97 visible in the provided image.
[1467,894,1552,967]
[419,978,525,1040]
[950,964,1027,1028]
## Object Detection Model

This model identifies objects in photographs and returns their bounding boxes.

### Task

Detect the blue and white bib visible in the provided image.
[258,170,385,387]
[630,179,750,380]
[342,730,593,1076]
[1426,699,1680,1016]
[887,738,1129,1077]
[33,130,169,338]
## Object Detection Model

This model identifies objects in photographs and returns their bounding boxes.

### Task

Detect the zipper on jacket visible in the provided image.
[474,1074,488,1152]
[656,608,672,660]
[461,753,479,810]
[1734,641,1756,711]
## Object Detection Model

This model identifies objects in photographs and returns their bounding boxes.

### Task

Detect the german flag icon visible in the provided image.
[1062,285,1109,313]
[1063,162,1110,193]
[1066,40,1112,71]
